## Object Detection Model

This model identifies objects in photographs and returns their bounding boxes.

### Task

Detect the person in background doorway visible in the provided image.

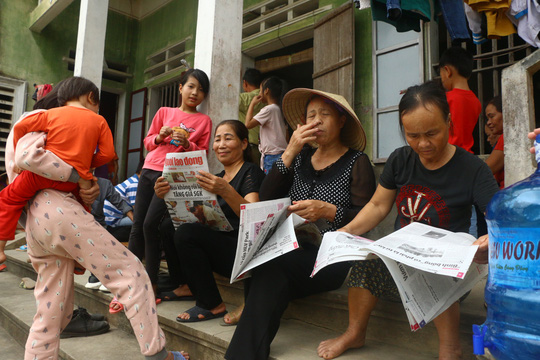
[485,95,504,188]
[245,76,289,174]
[439,46,482,154]
[238,68,265,165]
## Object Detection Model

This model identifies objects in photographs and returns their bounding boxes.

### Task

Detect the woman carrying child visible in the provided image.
[128,69,212,299]
[0,76,115,268]
[316,81,499,360]
[5,83,189,360]
[245,76,288,174]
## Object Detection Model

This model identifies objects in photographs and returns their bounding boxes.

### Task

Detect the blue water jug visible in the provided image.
[474,135,540,359]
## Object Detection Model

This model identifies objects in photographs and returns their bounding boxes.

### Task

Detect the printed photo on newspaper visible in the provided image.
[311,222,487,329]
[230,197,321,283]
[162,150,233,232]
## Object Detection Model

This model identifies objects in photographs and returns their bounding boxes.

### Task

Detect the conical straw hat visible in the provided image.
[281,88,366,151]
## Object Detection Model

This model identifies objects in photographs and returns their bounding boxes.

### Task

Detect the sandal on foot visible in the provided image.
[171,351,188,360]
[109,297,124,314]
[158,291,195,302]
[0,264,6,272]
[176,305,227,323]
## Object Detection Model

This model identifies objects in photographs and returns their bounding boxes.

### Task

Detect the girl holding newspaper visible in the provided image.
[225,89,377,360]
[316,81,500,360]
[153,120,265,322]
[127,69,212,305]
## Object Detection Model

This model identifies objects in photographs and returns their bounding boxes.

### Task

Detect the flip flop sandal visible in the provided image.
[16,245,27,252]
[109,297,124,314]
[19,277,36,290]
[220,309,242,326]
[171,351,188,360]
[176,305,227,323]
[158,291,195,302]
[0,264,7,272]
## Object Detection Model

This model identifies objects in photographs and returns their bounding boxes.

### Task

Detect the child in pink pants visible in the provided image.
[6,104,188,360]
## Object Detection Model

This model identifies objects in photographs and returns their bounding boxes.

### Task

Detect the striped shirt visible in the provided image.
[104,174,139,226]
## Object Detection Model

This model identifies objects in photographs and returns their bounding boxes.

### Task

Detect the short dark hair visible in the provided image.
[215,119,252,163]
[181,68,210,95]
[439,46,474,79]
[487,95,502,113]
[57,76,100,106]
[398,80,450,131]
[243,68,262,88]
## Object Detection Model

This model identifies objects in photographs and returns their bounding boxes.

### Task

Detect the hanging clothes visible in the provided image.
[371,0,431,33]
[508,0,540,47]
[371,0,470,42]
[464,3,489,44]
[465,0,516,38]
[437,0,471,42]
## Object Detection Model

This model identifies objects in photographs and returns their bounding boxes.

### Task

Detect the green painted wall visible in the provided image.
[132,0,198,90]
[0,0,138,110]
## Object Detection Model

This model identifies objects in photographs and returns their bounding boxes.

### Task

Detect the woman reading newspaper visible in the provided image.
[316,81,500,360]
[225,89,377,359]
[153,120,265,322]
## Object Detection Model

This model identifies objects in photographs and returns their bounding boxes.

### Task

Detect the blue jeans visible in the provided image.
[263,153,283,174]
[438,0,470,41]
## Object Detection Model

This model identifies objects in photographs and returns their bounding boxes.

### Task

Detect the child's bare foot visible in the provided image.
[317,328,365,359]
[164,350,190,360]
[0,242,7,264]
[223,303,244,325]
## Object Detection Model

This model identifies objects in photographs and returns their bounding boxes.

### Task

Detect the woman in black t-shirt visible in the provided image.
[317,81,499,360]
[153,120,265,323]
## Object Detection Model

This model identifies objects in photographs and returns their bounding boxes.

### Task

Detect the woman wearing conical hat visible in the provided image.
[225,88,377,359]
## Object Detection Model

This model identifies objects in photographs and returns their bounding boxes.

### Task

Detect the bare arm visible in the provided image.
[339,184,396,235]
[485,149,504,174]
[245,95,263,129]
[196,170,259,217]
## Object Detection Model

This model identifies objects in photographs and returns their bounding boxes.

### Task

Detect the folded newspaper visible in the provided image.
[162,150,233,232]
[312,222,487,330]
[230,197,321,283]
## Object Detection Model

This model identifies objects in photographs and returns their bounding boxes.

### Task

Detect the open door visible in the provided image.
[313,2,355,105]
[125,88,147,177]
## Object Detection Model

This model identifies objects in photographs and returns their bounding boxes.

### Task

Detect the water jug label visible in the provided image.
[489,227,540,286]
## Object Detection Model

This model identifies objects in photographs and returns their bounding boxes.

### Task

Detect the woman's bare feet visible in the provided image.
[317,328,365,359]
[223,303,244,325]
[177,302,226,321]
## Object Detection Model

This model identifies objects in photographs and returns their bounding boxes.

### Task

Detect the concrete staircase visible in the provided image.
[0,236,486,360]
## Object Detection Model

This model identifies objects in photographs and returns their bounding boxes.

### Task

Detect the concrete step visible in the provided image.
[3,247,482,359]
[0,322,26,360]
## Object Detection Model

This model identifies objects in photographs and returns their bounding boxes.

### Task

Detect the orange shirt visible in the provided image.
[13,106,115,180]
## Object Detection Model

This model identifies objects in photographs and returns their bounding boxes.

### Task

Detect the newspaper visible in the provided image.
[162,150,233,232]
[311,222,487,329]
[230,197,321,283]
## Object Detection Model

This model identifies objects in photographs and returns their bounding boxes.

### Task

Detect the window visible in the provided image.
[0,77,26,175]
[145,38,193,83]
[372,21,423,161]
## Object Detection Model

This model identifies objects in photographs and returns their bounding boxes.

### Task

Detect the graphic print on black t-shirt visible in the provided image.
[395,184,450,229]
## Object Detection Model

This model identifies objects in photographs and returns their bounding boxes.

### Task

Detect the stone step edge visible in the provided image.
[4,249,485,354]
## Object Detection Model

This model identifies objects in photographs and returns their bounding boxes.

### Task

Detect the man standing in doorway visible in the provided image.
[238,68,264,165]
